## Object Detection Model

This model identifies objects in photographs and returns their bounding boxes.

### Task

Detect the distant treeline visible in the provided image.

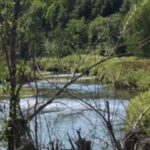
[1,0,150,58]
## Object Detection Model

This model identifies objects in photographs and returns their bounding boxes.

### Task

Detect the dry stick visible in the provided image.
[34,72,122,150]
[81,100,121,150]
[25,3,146,148]
[33,43,39,148]
[28,56,115,120]
[80,99,121,150]
[26,53,130,150]
[27,0,139,121]
[123,96,150,150]
[56,81,123,149]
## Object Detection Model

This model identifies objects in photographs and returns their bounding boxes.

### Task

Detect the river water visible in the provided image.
[0,81,130,150]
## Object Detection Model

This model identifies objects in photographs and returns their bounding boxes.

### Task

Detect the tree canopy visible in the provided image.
[0,0,150,58]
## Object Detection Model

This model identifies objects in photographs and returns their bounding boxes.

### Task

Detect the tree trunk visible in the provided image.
[7,1,38,149]
[7,0,20,149]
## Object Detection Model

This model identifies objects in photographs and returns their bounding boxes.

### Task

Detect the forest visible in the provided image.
[0,0,150,150]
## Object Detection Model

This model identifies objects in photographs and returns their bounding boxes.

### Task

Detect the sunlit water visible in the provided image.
[0,82,129,150]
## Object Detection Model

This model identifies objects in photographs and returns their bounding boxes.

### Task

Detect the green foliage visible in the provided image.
[70,0,93,19]
[0,0,131,59]
[45,0,76,29]
[126,90,150,134]
[92,0,123,17]
[71,0,123,19]
[125,70,150,91]
[36,54,150,92]
[44,18,88,57]
[44,27,73,57]
[123,0,150,56]
[0,117,8,146]
[0,54,9,92]
[65,19,88,50]
[88,14,123,55]
[46,2,61,29]
[0,0,128,58]
[90,57,150,90]
[43,0,125,57]
[36,57,59,71]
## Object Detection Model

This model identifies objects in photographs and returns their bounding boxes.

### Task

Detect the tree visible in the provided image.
[0,0,149,150]
[123,0,150,56]
[64,18,88,52]
[88,14,124,55]
[45,0,74,29]
[0,0,38,149]
[0,1,21,149]
[0,1,114,149]
[91,0,123,18]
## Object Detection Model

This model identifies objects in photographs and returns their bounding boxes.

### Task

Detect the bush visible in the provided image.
[126,90,150,135]
[90,57,150,91]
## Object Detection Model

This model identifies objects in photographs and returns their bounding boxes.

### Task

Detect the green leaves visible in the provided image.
[123,0,150,56]
[88,14,122,55]
[126,89,150,134]
[65,19,88,49]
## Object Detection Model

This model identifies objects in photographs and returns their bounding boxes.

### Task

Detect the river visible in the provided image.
[0,81,131,150]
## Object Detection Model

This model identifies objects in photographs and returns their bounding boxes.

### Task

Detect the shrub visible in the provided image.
[126,90,150,135]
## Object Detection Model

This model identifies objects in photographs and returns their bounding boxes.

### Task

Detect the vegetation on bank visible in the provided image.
[35,54,150,91]
[0,0,150,92]
[126,90,150,135]
[0,54,149,94]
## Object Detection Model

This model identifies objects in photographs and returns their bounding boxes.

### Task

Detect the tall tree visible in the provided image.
[123,0,150,56]
[0,0,37,149]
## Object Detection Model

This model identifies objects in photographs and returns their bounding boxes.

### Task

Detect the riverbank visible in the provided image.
[38,72,96,83]
[0,80,135,100]
[0,54,149,97]
[36,54,150,92]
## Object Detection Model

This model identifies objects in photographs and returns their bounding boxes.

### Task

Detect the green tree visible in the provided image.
[45,0,75,29]
[123,0,150,56]
[65,18,88,52]
[0,0,38,149]
[70,0,93,20]
[88,14,123,55]
[91,0,123,17]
